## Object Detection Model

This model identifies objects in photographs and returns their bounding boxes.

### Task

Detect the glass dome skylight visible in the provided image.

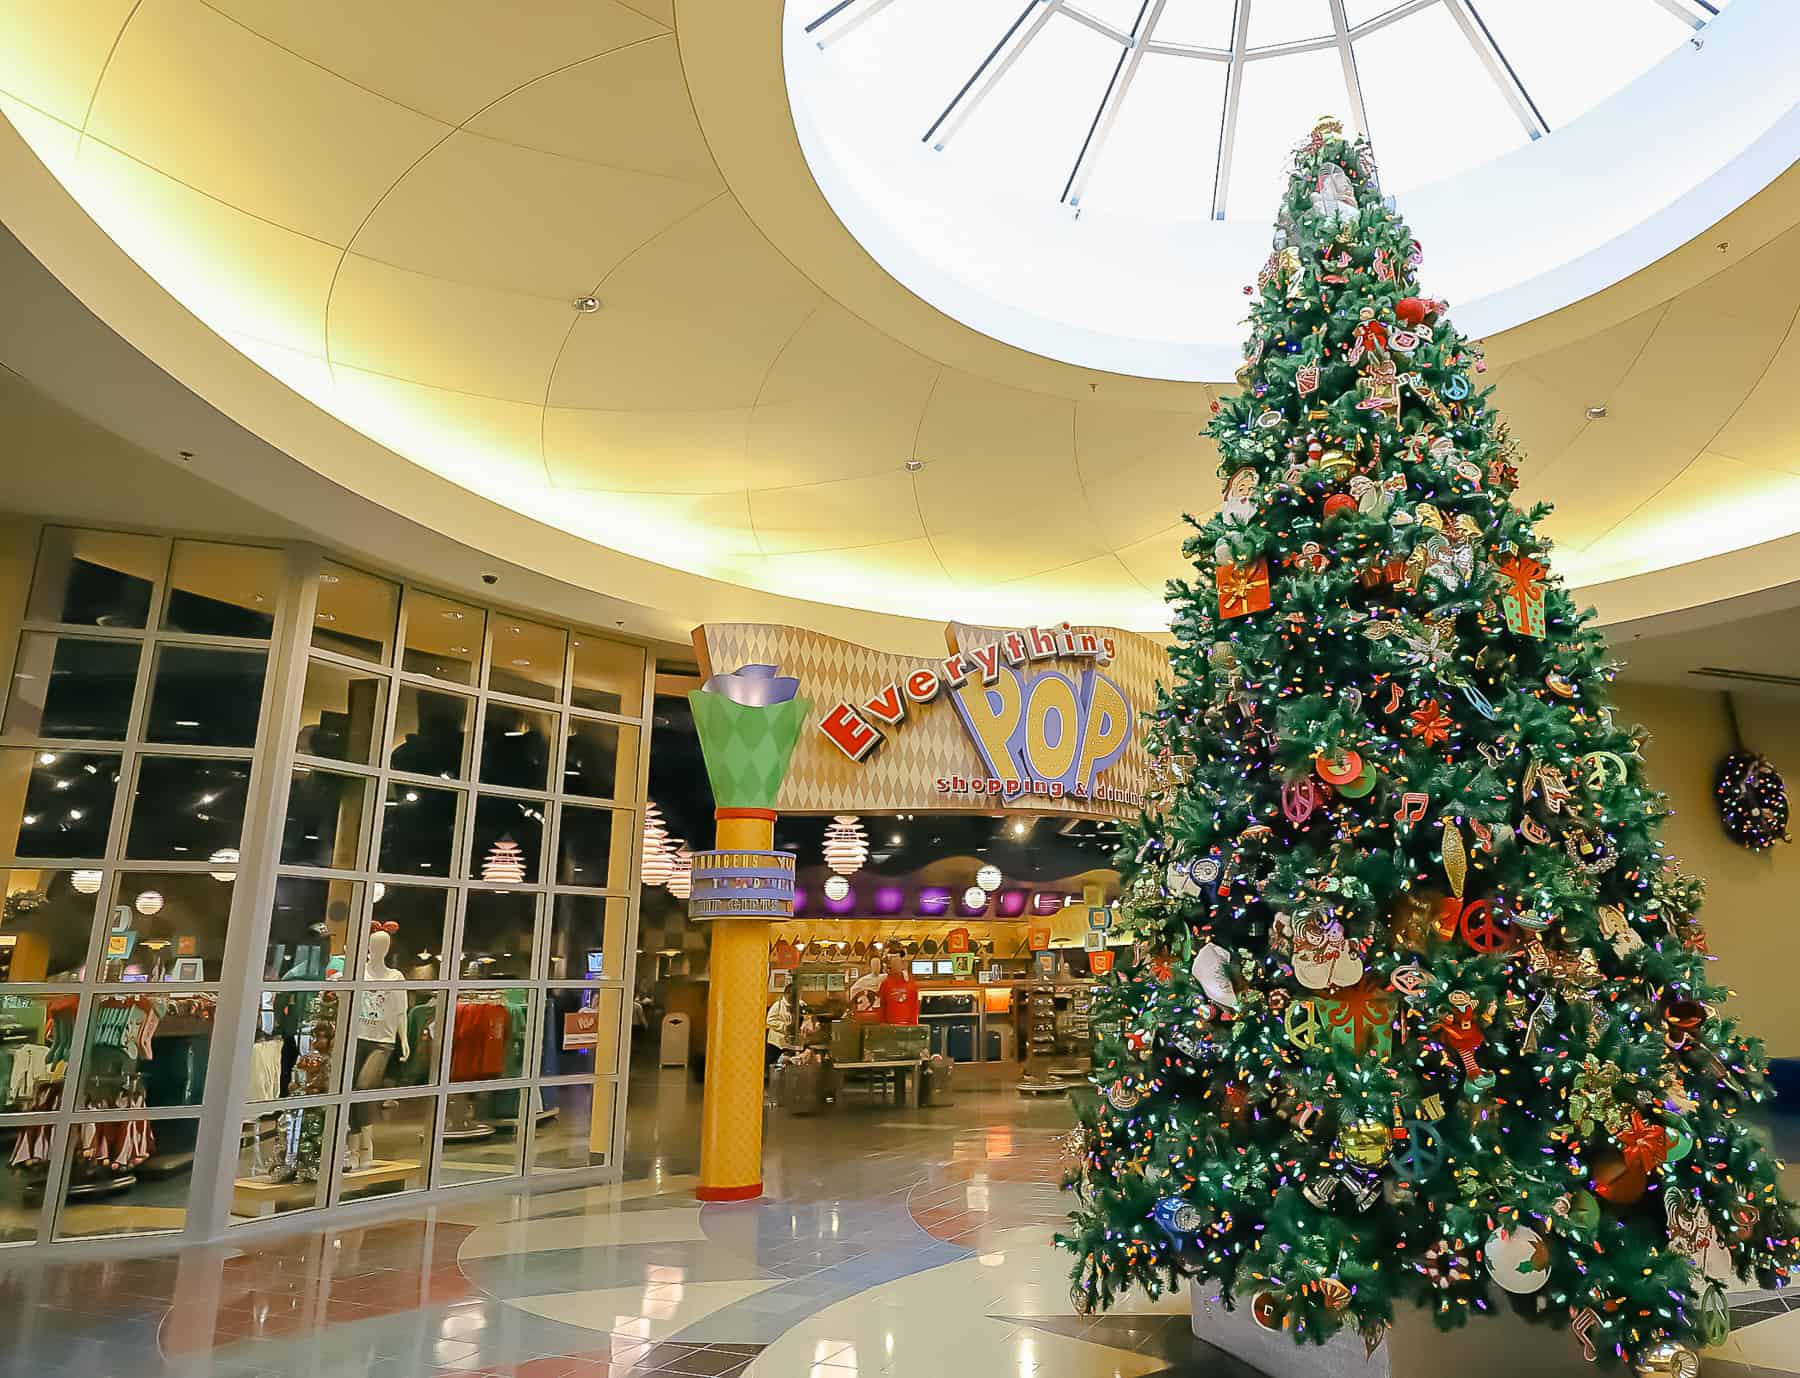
[796,0,1724,222]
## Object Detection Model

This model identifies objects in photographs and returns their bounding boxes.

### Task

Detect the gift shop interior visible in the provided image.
[5,5,1800,1378]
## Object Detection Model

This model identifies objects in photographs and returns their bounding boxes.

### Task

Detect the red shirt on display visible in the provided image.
[879,971,920,1025]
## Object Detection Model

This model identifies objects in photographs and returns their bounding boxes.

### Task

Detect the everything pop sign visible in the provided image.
[691,620,1168,821]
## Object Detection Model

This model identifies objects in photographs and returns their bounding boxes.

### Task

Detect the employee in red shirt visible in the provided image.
[879,951,920,1025]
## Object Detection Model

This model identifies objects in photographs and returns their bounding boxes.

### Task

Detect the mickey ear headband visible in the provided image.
[370,920,400,935]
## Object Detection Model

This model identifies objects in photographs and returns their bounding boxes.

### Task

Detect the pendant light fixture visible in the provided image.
[666,843,693,900]
[641,801,674,885]
[482,837,528,884]
[823,814,869,877]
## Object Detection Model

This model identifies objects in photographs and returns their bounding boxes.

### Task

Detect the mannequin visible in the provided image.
[346,927,409,1171]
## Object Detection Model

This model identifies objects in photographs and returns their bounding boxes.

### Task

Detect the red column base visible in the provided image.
[695,1182,763,1202]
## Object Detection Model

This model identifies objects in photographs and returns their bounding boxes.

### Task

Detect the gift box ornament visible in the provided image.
[1496,554,1549,638]
[1217,558,1271,620]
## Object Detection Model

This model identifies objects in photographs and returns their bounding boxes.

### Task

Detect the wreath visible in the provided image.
[1714,751,1789,851]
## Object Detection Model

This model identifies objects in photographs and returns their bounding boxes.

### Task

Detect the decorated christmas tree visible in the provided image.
[1057,118,1798,1371]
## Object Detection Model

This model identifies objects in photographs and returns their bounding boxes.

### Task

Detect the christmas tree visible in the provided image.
[1057,118,1798,1371]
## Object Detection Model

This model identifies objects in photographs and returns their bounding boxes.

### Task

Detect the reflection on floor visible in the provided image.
[0,1063,1792,1378]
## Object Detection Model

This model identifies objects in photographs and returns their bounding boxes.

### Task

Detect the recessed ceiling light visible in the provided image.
[319,573,340,585]
[449,644,468,654]
[1585,405,1608,419]
[442,610,465,620]
[573,296,601,313]
[904,459,923,471]
[315,612,336,622]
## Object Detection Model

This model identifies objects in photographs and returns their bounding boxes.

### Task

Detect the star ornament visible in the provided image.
[1408,700,1456,747]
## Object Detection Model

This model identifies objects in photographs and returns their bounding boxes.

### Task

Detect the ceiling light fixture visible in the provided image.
[823,815,869,877]
[573,296,601,313]
[1586,405,1608,419]
[904,459,923,472]
[641,802,674,885]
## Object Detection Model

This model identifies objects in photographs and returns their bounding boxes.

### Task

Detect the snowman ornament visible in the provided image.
[1284,909,1364,991]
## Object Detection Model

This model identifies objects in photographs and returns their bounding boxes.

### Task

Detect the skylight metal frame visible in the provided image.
[806,0,1717,217]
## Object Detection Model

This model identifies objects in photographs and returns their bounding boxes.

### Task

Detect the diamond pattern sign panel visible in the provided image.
[692,620,1169,821]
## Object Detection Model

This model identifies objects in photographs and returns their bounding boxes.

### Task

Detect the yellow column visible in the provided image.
[696,809,776,1201]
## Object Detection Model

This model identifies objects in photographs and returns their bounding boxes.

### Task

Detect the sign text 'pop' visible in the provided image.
[818,623,1136,805]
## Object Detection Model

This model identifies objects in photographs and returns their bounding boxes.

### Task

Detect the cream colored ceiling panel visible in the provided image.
[0,0,134,127]
[1559,452,1800,587]
[1707,327,1800,478]
[746,304,938,487]
[1493,304,1665,408]
[207,0,666,125]
[912,372,1079,529]
[1112,527,1191,611]
[85,0,448,246]
[328,254,568,404]
[348,128,716,300]
[0,94,89,196]
[1489,367,1593,485]
[997,552,1167,631]
[512,486,762,568]
[615,0,676,26]
[54,135,337,359]
[929,496,1113,589]
[328,365,550,492]
[1074,403,1217,549]
[467,36,722,191]
[746,469,924,556]
[753,538,956,610]
[543,404,752,494]
[547,195,819,412]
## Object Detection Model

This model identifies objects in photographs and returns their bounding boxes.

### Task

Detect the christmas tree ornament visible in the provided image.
[1483,1225,1551,1295]
[1152,1196,1204,1239]
[1220,468,1260,524]
[1338,1120,1392,1169]
[1496,553,1550,637]
[1104,1081,1142,1112]
[1315,750,1364,787]
[1588,1146,1647,1206]
[1545,670,1579,699]
[1189,941,1240,1010]
[1336,762,1378,798]
[1217,559,1271,619]
[1553,1189,1602,1233]
[1440,820,1468,896]
[1250,1291,1284,1331]
[1280,775,1328,825]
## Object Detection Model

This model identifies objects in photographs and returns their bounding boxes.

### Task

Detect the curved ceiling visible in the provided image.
[0,0,1798,637]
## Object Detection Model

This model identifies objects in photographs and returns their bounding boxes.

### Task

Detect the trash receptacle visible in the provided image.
[659,1013,690,1068]
[780,1058,827,1115]
[922,1055,954,1106]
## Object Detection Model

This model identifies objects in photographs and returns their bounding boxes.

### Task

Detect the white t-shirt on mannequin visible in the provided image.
[356,930,410,1053]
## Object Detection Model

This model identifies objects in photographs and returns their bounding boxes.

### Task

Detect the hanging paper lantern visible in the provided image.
[69,870,102,895]
[209,847,240,882]
[824,875,850,902]
[134,890,164,917]
[962,885,988,910]
[666,845,693,900]
[1715,751,1789,851]
[641,801,674,885]
[975,863,1002,893]
[482,837,528,884]
[822,815,869,876]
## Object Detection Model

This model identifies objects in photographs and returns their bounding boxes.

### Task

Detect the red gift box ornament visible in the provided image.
[1217,559,1271,620]
[1496,554,1549,638]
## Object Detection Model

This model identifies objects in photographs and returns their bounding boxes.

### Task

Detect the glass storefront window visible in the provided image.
[162,541,280,639]
[562,719,637,801]
[569,637,643,715]
[247,989,344,1101]
[556,804,622,888]
[348,990,446,1095]
[401,590,482,685]
[388,685,471,780]
[488,619,565,702]
[1,748,121,860]
[470,796,544,886]
[0,1124,48,1241]
[478,702,555,791]
[378,783,462,878]
[144,645,267,747]
[0,994,71,1110]
[449,988,532,1085]
[295,659,386,765]
[439,1090,523,1187]
[104,872,234,983]
[78,990,216,1108]
[530,1081,613,1173]
[540,987,621,1078]
[460,890,535,979]
[367,885,449,980]
[546,895,627,982]
[265,876,359,980]
[55,1117,197,1238]
[3,634,140,741]
[27,528,160,630]
[338,1094,436,1203]
[0,871,96,983]
[312,563,398,666]
[281,768,369,871]
[232,1104,338,1220]
[124,757,250,862]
